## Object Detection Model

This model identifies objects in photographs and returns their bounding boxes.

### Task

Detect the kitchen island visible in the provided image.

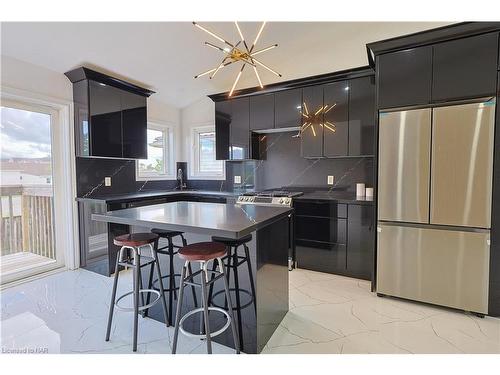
[92,201,293,354]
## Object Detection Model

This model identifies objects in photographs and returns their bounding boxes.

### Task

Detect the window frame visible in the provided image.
[189,125,225,180]
[135,121,176,181]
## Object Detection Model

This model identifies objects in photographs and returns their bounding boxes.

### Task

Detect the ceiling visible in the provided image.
[1,22,451,108]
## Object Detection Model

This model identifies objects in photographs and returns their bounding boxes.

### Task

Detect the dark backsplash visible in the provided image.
[76,131,373,198]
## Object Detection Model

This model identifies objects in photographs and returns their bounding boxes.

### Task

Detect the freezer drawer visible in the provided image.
[377,224,490,314]
[430,101,495,228]
[378,108,431,223]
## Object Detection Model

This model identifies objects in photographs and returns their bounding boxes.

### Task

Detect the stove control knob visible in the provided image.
[279,198,284,204]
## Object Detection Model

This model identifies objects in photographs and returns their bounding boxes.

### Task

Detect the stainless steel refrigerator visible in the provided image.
[377,99,496,314]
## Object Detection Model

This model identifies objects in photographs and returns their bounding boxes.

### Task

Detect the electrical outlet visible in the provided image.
[234,175,242,184]
[327,175,334,185]
[105,177,112,187]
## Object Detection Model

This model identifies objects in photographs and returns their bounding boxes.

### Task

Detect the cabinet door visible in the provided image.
[121,91,147,159]
[377,46,432,109]
[215,100,231,160]
[432,33,498,102]
[348,76,376,156]
[274,88,302,129]
[301,85,324,157]
[230,97,250,160]
[89,80,123,157]
[249,93,274,130]
[347,205,374,280]
[323,81,348,157]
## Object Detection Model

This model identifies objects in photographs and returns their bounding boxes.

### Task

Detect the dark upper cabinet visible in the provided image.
[89,80,123,158]
[432,33,499,102]
[249,93,274,130]
[377,46,432,109]
[121,90,147,159]
[66,68,153,159]
[274,88,302,129]
[215,100,231,160]
[301,85,324,158]
[346,205,374,280]
[215,98,250,160]
[230,97,250,160]
[348,76,376,156]
[323,81,349,157]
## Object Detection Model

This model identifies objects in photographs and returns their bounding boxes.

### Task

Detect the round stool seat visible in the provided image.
[212,234,252,247]
[114,233,159,247]
[151,228,185,238]
[178,242,226,261]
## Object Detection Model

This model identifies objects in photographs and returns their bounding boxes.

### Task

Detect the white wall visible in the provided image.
[1,55,182,161]
[179,96,215,162]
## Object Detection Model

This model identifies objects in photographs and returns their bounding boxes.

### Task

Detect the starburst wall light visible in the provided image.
[193,21,281,96]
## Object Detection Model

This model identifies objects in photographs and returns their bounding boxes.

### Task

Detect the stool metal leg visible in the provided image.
[168,237,175,325]
[232,248,244,349]
[151,243,170,327]
[200,261,212,354]
[132,248,140,352]
[219,257,240,354]
[143,262,155,318]
[187,263,198,307]
[244,244,257,314]
[172,261,188,354]
[105,247,122,341]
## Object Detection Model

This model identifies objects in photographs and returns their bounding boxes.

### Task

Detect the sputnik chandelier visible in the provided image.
[193,22,281,96]
[299,102,337,137]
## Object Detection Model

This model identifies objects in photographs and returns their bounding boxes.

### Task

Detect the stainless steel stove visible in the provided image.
[237,190,302,207]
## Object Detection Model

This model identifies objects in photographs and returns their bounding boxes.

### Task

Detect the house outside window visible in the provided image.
[136,123,175,180]
[190,126,225,180]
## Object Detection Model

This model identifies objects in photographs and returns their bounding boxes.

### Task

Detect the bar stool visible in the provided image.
[105,233,169,352]
[208,235,256,314]
[144,228,198,325]
[172,241,240,354]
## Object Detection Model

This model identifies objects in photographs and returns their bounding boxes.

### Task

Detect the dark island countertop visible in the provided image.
[294,191,374,205]
[92,200,293,239]
[76,190,238,204]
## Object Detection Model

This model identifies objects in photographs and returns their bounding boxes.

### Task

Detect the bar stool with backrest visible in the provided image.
[172,241,240,354]
[105,232,169,352]
[143,228,198,325]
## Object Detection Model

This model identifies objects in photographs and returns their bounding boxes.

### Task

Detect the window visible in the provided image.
[190,126,225,179]
[136,123,175,180]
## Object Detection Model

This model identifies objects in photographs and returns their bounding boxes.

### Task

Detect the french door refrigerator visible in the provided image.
[377,99,495,315]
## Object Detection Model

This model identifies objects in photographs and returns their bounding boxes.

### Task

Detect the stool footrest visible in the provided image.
[115,289,161,312]
[179,307,231,340]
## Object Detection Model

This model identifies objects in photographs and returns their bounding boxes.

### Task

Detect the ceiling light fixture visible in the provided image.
[193,21,281,97]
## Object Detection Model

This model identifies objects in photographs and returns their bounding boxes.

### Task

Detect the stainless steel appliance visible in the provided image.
[238,190,302,269]
[377,99,496,315]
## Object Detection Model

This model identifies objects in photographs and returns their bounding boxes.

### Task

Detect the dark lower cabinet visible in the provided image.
[377,46,432,109]
[346,205,374,280]
[432,32,498,102]
[295,200,375,280]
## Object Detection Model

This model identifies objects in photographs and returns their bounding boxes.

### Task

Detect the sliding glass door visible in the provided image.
[0,99,65,283]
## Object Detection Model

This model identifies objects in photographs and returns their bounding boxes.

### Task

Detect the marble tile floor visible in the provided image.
[0,268,235,354]
[262,269,500,354]
[2,267,500,354]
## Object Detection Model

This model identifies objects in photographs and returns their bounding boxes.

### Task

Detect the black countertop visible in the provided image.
[294,191,374,205]
[92,201,293,239]
[76,190,238,204]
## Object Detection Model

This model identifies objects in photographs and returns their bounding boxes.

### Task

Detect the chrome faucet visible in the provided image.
[177,168,187,190]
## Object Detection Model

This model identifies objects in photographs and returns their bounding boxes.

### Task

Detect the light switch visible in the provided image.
[105,177,112,187]
[234,175,242,184]
[327,175,334,185]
